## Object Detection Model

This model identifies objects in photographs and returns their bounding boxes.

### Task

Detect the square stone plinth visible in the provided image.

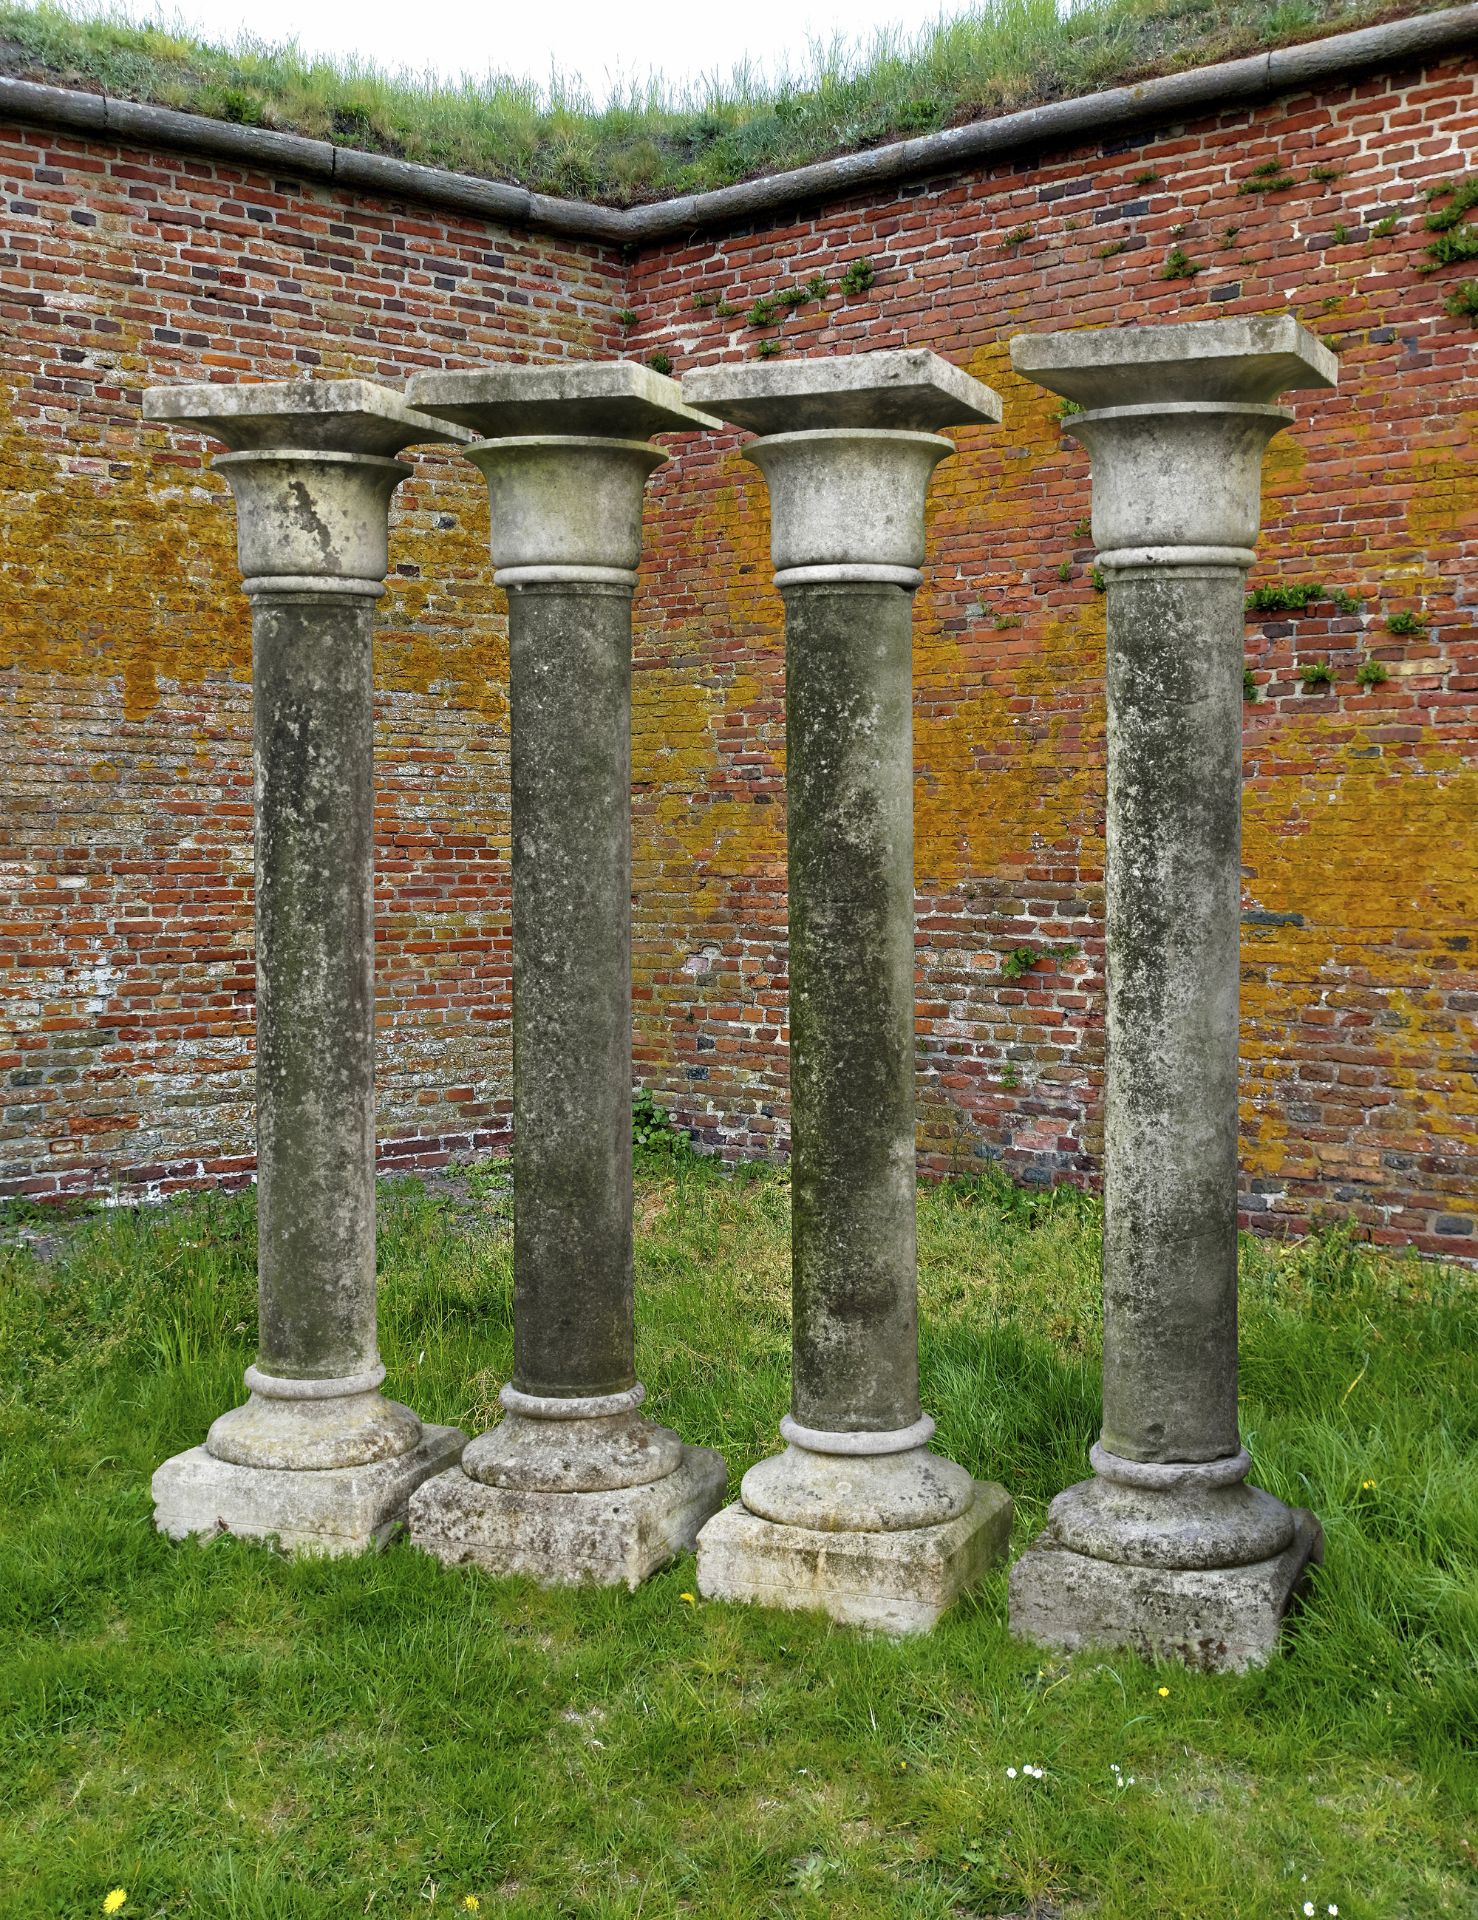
[1007,1507,1323,1672]
[407,1446,728,1590]
[683,347,1002,435]
[152,1423,467,1556]
[695,1480,1012,1635]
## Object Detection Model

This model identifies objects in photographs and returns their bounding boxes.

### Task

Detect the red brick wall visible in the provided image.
[1,46,1475,1257]
[625,50,1478,1258]
[0,123,624,1199]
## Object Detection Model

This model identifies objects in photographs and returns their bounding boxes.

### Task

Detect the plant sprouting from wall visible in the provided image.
[1238,158,1296,194]
[1355,658,1389,689]
[839,257,876,296]
[1001,942,1079,981]
[1422,177,1478,270]
[1246,581,1324,614]
[1160,245,1203,279]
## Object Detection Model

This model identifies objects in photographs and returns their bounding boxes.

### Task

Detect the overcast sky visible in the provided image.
[111,0,964,101]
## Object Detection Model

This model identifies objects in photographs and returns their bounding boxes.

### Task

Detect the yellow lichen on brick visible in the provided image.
[378,459,509,726]
[0,390,249,719]
[1239,722,1478,1179]
[1404,411,1478,546]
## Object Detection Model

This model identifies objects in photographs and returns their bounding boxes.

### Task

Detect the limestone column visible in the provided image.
[145,380,468,1553]
[1006,317,1337,1669]
[404,364,727,1588]
[682,351,1013,1633]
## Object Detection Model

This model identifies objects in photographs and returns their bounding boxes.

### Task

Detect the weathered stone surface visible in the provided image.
[1009,1508,1323,1672]
[144,381,465,1547]
[142,377,470,453]
[1009,315,1338,408]
[698,1480,1012,1635]
[404,382,725,1569]
[408,360,719,440]
[681,353,1008,1630]
[152,1421,466,1555]
[1004,318,1335,1664]
[410,1445,728,1590]
[683,347,1001,433]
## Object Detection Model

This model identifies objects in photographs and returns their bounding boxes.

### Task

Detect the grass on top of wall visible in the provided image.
[0,0,1453,206]
[1,1153,1475,1919]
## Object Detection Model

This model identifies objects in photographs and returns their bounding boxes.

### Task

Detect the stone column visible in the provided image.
[145,380,469,1553]
[404,364,727,1588]
[681,351,1013,1633]
[1006,317,1338,1669]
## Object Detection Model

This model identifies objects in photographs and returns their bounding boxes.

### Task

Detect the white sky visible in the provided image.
[110,0,967,102]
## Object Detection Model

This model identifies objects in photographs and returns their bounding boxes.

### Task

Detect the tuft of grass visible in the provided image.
[646,349,674,375]
[1445,277,1478,324]
[1237,156,1297,193]
[0,1174,1474,1918]
[1243,664,1259,701]
[838,255,877,296]
[1159,243,1203,278]
[1386,608,1428,636]
[1298,661,1335,690]
[0,0,1439,206]
[1247,580,1324,614]
[1355,656,1390,688]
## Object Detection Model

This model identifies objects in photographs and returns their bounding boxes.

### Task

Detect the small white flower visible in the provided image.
[1110,1763,1121,1774]
[1304,1903,1316,1916]
[1127,1776,1136,1785]
[1006,1767,1017,1779]
[1328,1909,1338,1916]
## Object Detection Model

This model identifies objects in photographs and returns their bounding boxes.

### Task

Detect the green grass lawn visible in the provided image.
[1,1156,1474,1919]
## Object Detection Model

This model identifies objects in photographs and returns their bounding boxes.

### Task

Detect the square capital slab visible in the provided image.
[682,349,1003,434]
[406,361,722,440]
[1010,316,1338,411]
[142,378,472,455]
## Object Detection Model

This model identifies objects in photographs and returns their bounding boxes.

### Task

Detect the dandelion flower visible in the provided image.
[1157,1686,1170,1698]
[462,1901,481,1915]
[1362,1479,1376,1490]
[103,1897,127,1917]
[678,1591,696,1606]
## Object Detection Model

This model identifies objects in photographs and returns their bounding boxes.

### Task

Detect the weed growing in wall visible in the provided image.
[1422,177,1478,269]
[1298,663,1335,691]
[839,257,876,296]
[1247,582,1325,614]
[1160,245,1203,279]
[1386,608,1427,636]
[1001,943,1079,981]
[1355,658,1390,689]
[1239,158,1296,194]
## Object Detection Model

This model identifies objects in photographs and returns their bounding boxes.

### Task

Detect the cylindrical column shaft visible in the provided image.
[1101,566,1244,1464]
[508,581,635,1400]
[1007,319,1336,1664]
[253,587,379,1382]
[145,378,471,1549]
[785,580,920,1434]
[684,353,1012,1631]
[404,370,730,1586]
